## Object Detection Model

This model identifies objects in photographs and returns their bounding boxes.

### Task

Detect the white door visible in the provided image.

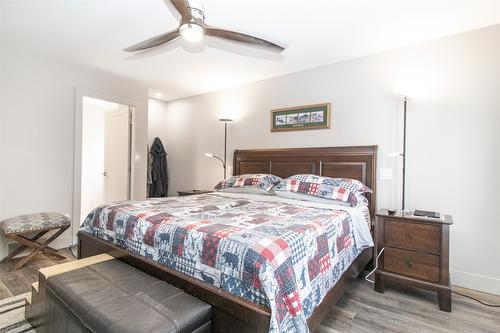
[104,107,131,202]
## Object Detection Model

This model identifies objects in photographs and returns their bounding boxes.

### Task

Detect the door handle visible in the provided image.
[102,171,108,177]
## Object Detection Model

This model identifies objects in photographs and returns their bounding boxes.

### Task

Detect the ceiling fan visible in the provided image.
[124,0,284,53]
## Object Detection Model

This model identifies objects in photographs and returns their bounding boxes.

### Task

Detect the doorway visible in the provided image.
[79,96,133,223]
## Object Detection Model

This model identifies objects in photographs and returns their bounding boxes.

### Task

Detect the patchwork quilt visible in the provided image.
[81,193,372,333]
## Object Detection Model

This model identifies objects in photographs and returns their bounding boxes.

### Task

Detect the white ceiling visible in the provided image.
[3,0,500,101]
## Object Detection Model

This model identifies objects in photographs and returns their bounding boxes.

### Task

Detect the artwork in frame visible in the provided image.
[270,103,331,132]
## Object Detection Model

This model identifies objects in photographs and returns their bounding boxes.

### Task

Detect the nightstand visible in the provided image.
[177,189,213,196]
[374,209,453,312]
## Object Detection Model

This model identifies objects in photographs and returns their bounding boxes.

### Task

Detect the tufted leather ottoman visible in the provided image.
[44,259,212,333]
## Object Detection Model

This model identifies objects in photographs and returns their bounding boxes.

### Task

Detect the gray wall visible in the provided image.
[0,42,149,249]
[0,3,3,220]
[160,24,500,294]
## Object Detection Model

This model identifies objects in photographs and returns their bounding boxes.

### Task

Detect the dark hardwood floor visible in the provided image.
[1,250,498,332]
[0,248,74,299]
[316,277,500,333]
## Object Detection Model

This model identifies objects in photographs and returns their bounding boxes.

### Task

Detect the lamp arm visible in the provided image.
[210,154,226,168]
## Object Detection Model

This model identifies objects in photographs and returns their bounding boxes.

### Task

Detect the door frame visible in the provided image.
[72,87,138,241]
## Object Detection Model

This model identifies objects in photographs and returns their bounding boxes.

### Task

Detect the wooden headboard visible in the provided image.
[233,145,377,218]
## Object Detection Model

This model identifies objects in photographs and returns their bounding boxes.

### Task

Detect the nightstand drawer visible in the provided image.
[375,210,453,311]
[384,220,440,254]
[384,247,440,282]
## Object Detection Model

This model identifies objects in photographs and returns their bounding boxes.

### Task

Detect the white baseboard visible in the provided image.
[451,269,500,296]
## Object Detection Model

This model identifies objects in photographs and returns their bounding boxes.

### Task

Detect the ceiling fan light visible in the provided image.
[180,23,204,43]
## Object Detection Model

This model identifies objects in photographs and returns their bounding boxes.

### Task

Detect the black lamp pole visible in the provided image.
[204,119,233,179]
[402,96,407,211]
[219,118,232,179]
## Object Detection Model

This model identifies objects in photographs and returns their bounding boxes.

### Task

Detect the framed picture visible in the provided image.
[270,103,331,132]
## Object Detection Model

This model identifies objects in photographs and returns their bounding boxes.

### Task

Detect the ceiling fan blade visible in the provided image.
[124,30,180,52]
[205,27,284,53]
[167,0,191,21]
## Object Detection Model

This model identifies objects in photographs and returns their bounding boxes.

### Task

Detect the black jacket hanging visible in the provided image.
[148,137,168,197]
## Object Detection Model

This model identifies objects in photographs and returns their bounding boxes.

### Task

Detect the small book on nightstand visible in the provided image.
[413,209,441,219]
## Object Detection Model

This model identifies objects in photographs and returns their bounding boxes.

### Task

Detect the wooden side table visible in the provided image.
[374,209,453,312]
[177,190,213,196]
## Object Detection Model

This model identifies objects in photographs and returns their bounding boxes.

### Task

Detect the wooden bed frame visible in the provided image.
[78,145,377,332]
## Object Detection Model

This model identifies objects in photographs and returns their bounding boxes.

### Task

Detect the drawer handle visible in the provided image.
[406,261,413,268]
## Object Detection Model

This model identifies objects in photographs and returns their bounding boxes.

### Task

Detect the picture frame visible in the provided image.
[270,103,331,132]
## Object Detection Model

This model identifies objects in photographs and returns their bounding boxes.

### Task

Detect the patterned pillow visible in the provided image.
[214,174,282,193]
[274,174,372,206]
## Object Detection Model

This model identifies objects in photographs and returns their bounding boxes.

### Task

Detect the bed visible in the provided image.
[78,145,377,333]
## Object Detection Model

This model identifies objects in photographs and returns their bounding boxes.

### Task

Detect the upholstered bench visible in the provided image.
[44,258,212,333]
[0,212,70,270]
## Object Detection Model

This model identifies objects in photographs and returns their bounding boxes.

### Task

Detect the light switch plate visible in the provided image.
[379,168,393,180]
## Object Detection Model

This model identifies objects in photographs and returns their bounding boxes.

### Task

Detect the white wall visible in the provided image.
[148,98,169,145]
[0,3,7,257]
[148,98,170,195]
[162,25,500,295]
[0,42,149,248]
[0,2,3,221]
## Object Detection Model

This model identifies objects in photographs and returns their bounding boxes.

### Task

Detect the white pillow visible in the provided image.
[215,187,277,195]
[275,190,369,206]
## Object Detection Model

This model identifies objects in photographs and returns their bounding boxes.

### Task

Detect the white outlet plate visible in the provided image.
[379,168,393,180]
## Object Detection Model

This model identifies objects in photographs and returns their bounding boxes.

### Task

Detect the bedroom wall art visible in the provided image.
[270,103,331,132]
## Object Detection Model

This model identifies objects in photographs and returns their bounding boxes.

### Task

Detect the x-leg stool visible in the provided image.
[0,213,70,271]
